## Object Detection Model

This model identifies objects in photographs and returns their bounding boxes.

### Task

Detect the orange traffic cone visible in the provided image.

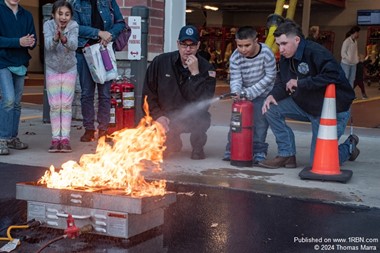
[299,84,353,183]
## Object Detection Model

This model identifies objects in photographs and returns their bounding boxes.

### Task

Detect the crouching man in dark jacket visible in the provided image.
[143,25,216,160]
[260,19,358,169]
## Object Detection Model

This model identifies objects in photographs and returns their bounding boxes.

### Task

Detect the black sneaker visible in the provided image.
[48,140,61,153]
[7,137,28,150]
[191,149,205,160]
[60,139,72,153]
[0,140,10,155]
[349,134,359,145]
[349,147,360,161]
[80,130,95,142]
[348,134,360,161]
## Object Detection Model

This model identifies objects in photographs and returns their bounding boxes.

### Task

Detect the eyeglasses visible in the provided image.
[179,42,198,49]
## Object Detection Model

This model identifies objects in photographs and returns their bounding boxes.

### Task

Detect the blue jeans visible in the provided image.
[225,97,269,158]
[76,53,111,131]
[340,62,357,88]
[264,97,351,165]
[0,68,25,140]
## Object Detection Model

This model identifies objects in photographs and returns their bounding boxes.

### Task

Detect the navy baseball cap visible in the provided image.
[178,25,200,43]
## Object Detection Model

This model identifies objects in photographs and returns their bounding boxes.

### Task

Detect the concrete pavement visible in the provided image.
[1,100,379,209]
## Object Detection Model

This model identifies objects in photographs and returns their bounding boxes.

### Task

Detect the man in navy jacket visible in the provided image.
[260,19,358,169]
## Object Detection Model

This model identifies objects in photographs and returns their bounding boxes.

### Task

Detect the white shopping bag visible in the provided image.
[83,42,118,84]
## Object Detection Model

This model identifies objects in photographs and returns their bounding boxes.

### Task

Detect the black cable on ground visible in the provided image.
[35,234,66,253]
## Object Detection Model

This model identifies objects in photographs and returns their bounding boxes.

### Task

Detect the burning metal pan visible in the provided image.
[16,182,176,239]
[16,182,176,214]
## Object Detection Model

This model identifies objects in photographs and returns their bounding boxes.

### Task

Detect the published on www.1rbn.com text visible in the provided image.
[293,236,378,251]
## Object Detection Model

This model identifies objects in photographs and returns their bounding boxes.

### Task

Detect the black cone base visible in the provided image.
[299,167,353,183]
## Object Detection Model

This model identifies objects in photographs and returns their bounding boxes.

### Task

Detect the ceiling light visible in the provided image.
[186,9,193,13]
[204,5,219,11]
[283,4,289,9]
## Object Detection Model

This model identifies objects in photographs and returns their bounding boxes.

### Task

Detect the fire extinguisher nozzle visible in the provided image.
[219,92,237,100]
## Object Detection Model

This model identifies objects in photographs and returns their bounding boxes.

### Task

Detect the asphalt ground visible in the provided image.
[0,163,379,253]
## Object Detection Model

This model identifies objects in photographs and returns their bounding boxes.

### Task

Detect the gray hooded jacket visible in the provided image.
[43,19,78,73]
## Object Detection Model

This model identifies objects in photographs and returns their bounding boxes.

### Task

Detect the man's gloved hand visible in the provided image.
[156,116,170,133]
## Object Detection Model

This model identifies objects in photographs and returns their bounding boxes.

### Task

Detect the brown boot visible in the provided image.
[80,129,95,142]
[259,155,297,169]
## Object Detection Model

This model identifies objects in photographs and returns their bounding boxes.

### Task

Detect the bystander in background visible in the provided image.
[0,0,36,155]
[306,25,320,43]
[198,42,211,62]
[72,0,125,142]
[353,54,369,99]
[44,0,78,153]
[341,26,360,88]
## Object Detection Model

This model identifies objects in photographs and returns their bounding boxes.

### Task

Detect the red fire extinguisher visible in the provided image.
[122,81,135,128]
[230,92,253,167]
[108,98,118,135]
[108,82,123,134]
[114,83,124,131]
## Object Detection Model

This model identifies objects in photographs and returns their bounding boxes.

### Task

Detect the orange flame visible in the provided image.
[38,97,167,197]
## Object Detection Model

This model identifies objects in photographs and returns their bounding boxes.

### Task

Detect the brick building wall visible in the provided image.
[118,0,165,56]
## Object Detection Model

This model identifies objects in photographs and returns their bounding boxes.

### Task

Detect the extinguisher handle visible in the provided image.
[219,92,237,100]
